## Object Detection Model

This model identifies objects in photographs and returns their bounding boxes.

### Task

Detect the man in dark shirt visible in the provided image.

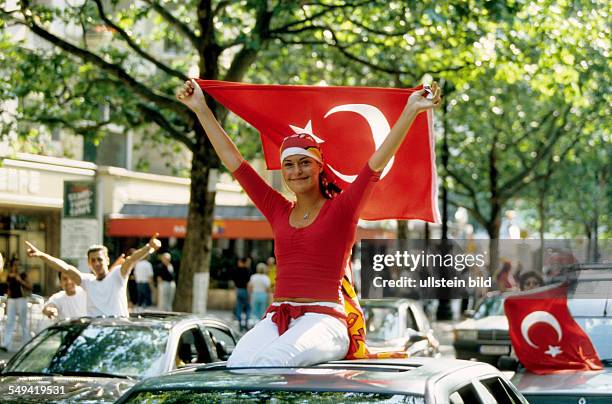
[155,252,176,311]
[1,258,32,351]
[231,257,252,331]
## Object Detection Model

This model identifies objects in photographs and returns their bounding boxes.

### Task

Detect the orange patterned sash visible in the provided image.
[342,276,408,359]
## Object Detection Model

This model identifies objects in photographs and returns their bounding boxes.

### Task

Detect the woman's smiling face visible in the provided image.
[281,155,322,195]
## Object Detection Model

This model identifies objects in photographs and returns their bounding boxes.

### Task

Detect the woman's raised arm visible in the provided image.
[177,79,244,172]
[368,83,441,172]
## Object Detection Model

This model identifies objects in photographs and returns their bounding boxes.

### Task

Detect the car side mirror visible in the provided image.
[0,360,6,372]
[497,355,519,371]
[463,309,475,318]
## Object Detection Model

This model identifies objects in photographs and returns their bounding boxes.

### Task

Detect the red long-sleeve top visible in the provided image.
[232,161,380,303]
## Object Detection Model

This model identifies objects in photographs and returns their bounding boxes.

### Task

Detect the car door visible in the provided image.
[173,326,213,368]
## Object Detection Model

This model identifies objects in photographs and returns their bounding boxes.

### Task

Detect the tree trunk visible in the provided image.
[538,186,546,272]
[397,220,409,239]
[174,130,217,313]
[487,212,502,278]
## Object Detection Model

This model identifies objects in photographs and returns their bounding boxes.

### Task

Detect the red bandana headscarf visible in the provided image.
[280,134,341,199]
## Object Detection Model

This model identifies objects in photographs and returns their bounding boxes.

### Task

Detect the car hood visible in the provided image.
[455,315,508,331]
[512,368,612,395]
[0,375,136,403]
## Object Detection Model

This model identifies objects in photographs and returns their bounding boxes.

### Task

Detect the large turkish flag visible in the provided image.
[196,79,440,222]
[504,284,603,374]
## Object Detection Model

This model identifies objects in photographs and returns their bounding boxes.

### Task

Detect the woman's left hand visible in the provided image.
[406,81,442,113]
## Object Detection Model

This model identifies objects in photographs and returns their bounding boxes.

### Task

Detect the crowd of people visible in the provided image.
[0,235,177,352]
[229,256,276,331]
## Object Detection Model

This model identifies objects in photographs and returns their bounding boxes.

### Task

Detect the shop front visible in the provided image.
[0,154,96,295]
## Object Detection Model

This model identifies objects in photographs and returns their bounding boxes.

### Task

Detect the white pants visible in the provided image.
[227,304,349,367]
[157,281,176,311]
[2,297,29,350]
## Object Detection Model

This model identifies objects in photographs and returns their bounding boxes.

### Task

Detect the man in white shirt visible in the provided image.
[43,272,87,321]
[25,234,161,317]
[134,259,154,308]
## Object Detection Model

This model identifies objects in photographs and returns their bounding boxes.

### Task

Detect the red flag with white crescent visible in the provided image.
[196,79,440,222]
[504,284,603,374]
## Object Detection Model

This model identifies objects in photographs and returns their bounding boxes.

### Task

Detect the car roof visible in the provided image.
[51,312,230,329]
[513,367,612,395]
[124,358,497,397]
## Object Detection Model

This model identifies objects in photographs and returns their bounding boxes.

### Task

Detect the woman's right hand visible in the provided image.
[176,79,208,114]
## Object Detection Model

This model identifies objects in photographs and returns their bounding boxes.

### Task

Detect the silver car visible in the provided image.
[362,298,440,357]
[116,358,529,404]
[507,268,612,403]
[0,312,238,403]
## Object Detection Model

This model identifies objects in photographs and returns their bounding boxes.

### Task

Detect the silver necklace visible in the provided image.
[300,201,322,220]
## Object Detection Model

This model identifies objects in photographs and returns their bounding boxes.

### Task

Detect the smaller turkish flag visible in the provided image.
[504,284,603,374]
[196,80,440,222]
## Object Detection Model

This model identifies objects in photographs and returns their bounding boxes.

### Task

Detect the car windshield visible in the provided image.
[4,323,169,378]
[473,295,505,319]
[123,390,425,403]
[574,317,612,363]
[364,306,400,340]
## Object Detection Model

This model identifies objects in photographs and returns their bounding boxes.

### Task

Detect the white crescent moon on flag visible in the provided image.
[520,311,563,349]
[324,104,394,182]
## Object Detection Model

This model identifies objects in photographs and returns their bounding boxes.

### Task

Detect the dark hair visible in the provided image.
[319,172,342,199]
[519,270,544,290]
[87,244,108,258]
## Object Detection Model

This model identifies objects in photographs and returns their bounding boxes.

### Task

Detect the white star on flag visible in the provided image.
[544,345,563,358]
[289,121,325,143]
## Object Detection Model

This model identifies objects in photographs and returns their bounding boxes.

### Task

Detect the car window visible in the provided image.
[406,306,418,331]
[5,323,169,378]
[175,327,212,367]
[206,326,236,361]
[7,328,67,372]
[449,391,465,404]
[451,384,483,404]
[364,307,400,340]
[573,317,612,360]
[479,377,520,404]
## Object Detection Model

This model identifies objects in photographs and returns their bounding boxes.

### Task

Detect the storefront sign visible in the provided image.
[61,219,100,261]
[63,181,96,218]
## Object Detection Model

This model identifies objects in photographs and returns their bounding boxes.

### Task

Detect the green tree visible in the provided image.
[0,1,385,311]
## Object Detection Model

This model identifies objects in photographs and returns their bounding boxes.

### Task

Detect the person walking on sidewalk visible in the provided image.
[1,258,32,352]
[134,258,155,308]
[249,262,270,321]
[156,252,176,311]
[177,79,441,367]
[231,257,252,331]
[25,234,161,317]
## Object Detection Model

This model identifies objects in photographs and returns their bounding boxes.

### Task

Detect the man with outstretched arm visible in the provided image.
[25,234,161,317]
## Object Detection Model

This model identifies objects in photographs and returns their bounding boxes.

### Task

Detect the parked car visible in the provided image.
[453,292,511,365]
[116,357,529,404]
[0,312,237,403]
[505,267,612,403]
[362,299,439,357]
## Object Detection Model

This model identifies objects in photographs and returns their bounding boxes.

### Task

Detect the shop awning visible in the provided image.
[107,204,271,239]
[107,203,396,240]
